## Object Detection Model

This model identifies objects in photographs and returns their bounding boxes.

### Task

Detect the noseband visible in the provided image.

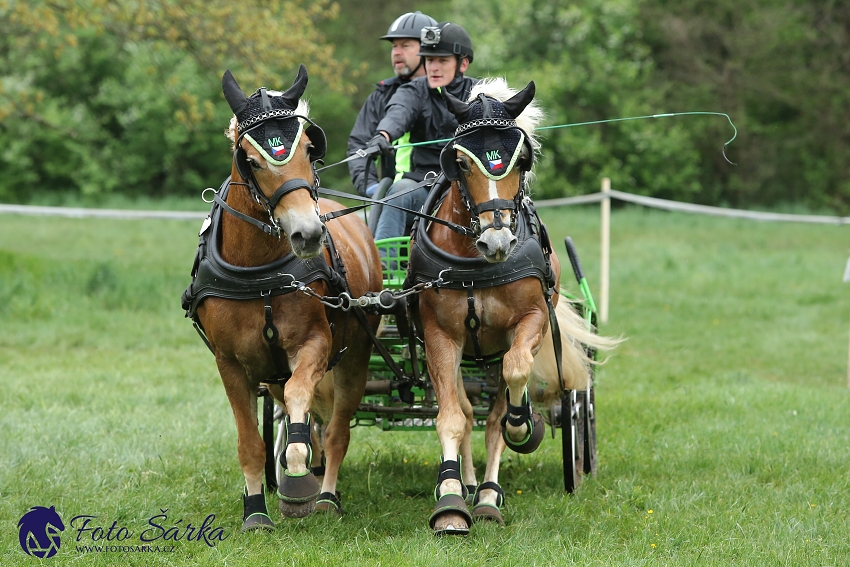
[457,163,526,237]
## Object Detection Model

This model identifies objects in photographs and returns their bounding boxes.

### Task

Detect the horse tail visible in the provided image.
[530,294,623,405]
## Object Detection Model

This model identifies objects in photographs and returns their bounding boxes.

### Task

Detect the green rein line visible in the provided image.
[394,111,738,164]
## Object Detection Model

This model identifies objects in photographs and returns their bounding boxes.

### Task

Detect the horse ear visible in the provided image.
[442,89,470,122]
[502,81,536,119]
[280,64,309,109]
[222,70,249,116]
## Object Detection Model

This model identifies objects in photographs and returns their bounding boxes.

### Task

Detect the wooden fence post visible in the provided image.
[601,178,610,324]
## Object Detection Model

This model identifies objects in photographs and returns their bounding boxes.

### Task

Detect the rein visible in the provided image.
[317,180,478,238]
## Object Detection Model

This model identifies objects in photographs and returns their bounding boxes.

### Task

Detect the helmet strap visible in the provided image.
[400,57,424,81]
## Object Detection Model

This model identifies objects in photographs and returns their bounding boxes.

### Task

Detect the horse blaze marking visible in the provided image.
[488,179,499,201]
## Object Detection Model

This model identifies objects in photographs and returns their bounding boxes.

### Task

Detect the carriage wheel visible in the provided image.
[581,385,597,476]
[561,390,584,492]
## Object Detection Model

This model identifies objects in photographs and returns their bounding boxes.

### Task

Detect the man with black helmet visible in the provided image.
[346,11,438,198]
[370,22,479,245]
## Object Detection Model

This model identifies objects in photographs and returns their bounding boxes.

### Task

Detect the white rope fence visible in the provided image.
[0,203,207,220]
[535,190,850,225]
[3,181,849,385]
[5,188,850,224]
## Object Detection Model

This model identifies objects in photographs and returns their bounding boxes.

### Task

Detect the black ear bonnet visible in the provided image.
[223,66,326,181]
[439,93,533,182]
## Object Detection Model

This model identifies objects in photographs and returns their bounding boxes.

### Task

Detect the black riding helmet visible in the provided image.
[417,22,474,63]
[381,11,438,41]
[381,12,438,80]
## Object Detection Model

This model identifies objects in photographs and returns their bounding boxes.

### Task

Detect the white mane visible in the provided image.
[467,77,544,152]
[225,99,311,150]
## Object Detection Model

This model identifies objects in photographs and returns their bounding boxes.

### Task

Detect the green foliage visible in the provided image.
[0,0,345,202]
[0,0,848,209]
[455,0,704,200]
[637,0,850,209]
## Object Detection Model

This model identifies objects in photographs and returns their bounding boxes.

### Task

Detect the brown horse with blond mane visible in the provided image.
[406,78,616,534]
[183,66,382,531]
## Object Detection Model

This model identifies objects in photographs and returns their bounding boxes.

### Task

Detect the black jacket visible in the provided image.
[347,76,404,196]
[376,74,479,182]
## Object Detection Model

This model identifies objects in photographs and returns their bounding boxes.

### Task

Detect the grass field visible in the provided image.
[1,201,849,566]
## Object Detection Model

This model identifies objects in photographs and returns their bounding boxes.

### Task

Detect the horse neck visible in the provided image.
[428,182,477,257]
[219,181,293,267]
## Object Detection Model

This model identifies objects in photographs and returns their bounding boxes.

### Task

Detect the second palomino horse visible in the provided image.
[406,78,615,534]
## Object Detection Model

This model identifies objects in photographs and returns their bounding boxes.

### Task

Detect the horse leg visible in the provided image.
[277,345,327,518]
[314,352,368,515]
[473,387,508,524]
[457,372,478,499]
[501,313,547,454]
[426,329,473,535]
[217,357,274,531]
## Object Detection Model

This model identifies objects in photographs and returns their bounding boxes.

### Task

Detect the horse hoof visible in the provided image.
[240,513,275,532]
[314,491,343,515]
[502,411,545,454]
[472,504,504,525]
[277,471,320,517]
[278,498,316,518]
[429,494,471,536]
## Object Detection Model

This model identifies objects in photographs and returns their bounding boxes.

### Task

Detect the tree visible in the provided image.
[454,0,705,200]
[0,0,345,201]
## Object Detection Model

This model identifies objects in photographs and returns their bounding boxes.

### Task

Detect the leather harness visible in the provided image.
[181,177,351,386]
[405,180,564,375]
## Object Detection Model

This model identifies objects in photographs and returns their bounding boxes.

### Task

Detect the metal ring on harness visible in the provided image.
[202,187,217,203]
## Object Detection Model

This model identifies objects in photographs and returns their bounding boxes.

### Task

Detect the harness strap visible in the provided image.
[214,192,280,237]
[268,178,314,209]
[262,293,293,386]
[192,320,214,354]
[463,287,486,369]
[405,299,422,383]
[348,302,410,380]
[546,291,566,393]
[319,179,477,237]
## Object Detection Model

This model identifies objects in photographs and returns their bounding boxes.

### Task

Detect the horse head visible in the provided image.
[222,66,329,258]
[441,79,541,263]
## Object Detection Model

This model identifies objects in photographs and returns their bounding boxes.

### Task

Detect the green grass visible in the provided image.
[1,205,849,566]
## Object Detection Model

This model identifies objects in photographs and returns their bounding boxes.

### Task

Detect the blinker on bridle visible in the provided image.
[446,97,532,238]
[230,112,324,238]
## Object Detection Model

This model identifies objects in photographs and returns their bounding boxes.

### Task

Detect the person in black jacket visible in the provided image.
[347,12,438,198]
[371,22,479,244]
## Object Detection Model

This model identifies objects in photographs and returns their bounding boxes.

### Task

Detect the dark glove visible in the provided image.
[368,133,393,157]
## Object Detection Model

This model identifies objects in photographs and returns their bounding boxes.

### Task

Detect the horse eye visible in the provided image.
[247,157,262,170]
[457,156,471,173]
